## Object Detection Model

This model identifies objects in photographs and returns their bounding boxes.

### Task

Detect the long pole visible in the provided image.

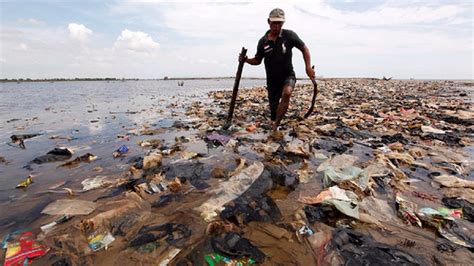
[224,47,247,128]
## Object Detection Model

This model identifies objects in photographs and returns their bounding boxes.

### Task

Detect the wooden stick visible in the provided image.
[224,47,247,128]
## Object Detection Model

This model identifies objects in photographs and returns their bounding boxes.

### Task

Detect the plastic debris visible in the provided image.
[436,238,458,253]
[417,207,462,220]
[40,215,71,234]
[16,175,33,189]
[316,154,359,172]
[245,124,257,132]
[421,125,445,134]
[113,145,129,157]
[143,151,162,169]
[323,198,360,219]
[252,142,280,155]
[10,133,41,149]
[152,194,174,208]
[442,197,474,222]
[205,133,231,146]
[284,141,311,157]
[88,232,115,252]
[138,139,163,148]
[2,231,48,266]
[159,248,182,266]
[298,225,314,237]
[204,252,255,266]
[168,177,182,193]
[2,77,473,265]
[359,196,397,223]
[41,199,97,216]
[82,176,113,191]
[196,162,264,221]
[31,147,73,164]
[433,175,474,189]
[438,222,474,248]
[323,166,369,190]
[327,228,426,265]
[211,232,265,264]
[396,194,422,227]
[58,153,97,167]
[298,185,354,204]
[128,223,191,248]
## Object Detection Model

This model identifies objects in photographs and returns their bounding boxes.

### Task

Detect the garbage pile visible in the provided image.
[1,78,473,265]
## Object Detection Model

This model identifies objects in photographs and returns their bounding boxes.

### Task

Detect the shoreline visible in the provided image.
[2,77,473,83]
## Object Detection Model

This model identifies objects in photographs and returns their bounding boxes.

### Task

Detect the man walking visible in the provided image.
[240,8,315,130]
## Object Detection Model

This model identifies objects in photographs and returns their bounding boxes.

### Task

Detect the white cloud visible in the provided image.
[303,4,464,27]
[113,29,160,55]
[18,18,46,26]
[68,23,93,42]
[19,43,28,50]
[147,1,472,79]
[0,58,6,63]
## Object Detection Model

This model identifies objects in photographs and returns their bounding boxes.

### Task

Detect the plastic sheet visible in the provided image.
[196,162,264,221]
[327,228,426,265]
[323,166,369,190]
[41,199,97,216]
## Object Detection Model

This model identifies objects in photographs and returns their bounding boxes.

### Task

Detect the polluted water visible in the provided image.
[0,78,473,265]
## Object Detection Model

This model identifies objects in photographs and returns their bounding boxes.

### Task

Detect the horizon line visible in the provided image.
[1,76,473,82]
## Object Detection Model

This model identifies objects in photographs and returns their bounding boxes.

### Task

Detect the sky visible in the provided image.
[0,0,472,79]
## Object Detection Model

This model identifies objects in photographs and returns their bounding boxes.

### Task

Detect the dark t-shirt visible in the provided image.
[255,29,305,87]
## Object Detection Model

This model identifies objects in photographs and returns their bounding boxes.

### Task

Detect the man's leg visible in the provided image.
[273,78,296,130]
[267,87,282,121]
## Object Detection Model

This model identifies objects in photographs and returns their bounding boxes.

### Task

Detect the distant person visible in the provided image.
[240,8,315,130]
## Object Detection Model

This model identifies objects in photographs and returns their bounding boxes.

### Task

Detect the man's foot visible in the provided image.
[272,121,281,131]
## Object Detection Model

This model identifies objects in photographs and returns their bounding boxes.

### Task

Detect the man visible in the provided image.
[240,8,315,130]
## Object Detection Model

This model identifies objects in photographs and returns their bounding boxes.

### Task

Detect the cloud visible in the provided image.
[0,58,6,63]
[19,43,28,50]
[113,29,160,54]
[1,1,472,79]
[107,1,471,77]
[303,4,465,27]
[68,23,93,42]
[18,18,46,26]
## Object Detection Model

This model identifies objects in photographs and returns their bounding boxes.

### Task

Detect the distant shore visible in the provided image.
[1,77,472,83]
[0,77,265,83]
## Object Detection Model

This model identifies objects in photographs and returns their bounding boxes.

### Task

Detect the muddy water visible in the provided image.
[0,79,266,235]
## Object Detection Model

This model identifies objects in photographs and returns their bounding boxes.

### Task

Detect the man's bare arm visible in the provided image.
[239,54,262,65]
[245,57,262,65]
[299,45,315,79]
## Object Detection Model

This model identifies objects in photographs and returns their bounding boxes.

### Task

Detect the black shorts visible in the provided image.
[267,76,296,120]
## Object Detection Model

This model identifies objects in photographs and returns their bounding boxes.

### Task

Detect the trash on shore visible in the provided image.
[40,215,71,234]
[113,145,129,158]
[2,79,473,265]
[41,199,97,216]
[10,133,42,149]
[2,231,48,265]
[88,232,115,252]
[58,153,97,168]
[16,175,34,189]
[30,147,73,164]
